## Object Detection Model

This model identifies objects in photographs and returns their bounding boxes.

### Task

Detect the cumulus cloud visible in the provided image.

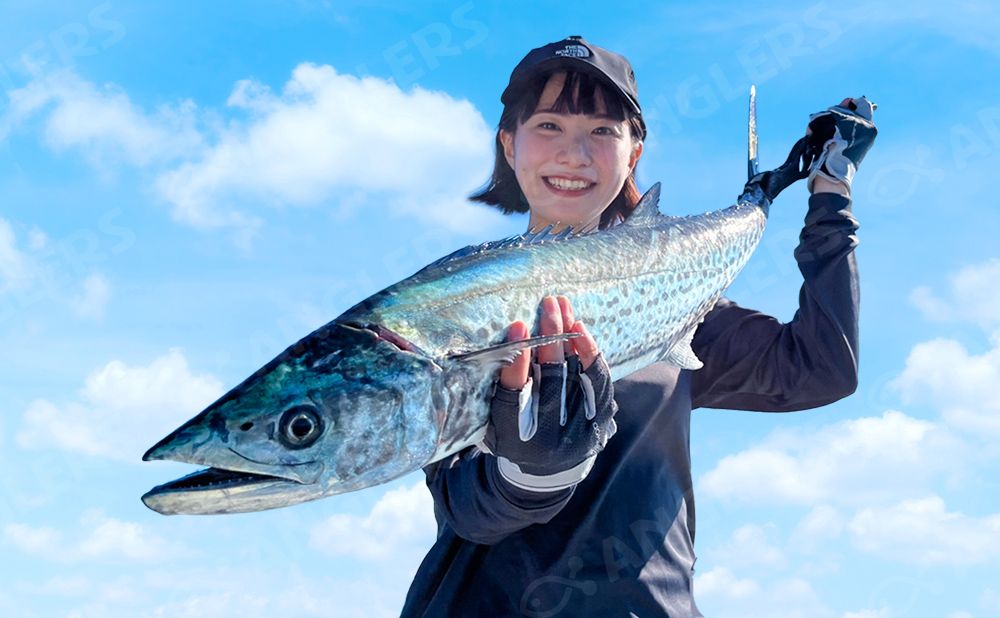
[789,505,844,549]
[982,588,1000,612]
[3,510,183,563]
[890,335,1000,435]
[700,410,960,506]
[0,219,123,322]
[155,63,498,234]
[0,69,202,167]
[695,567,760,599]
[17,349,224,461]
[695,572,833,618]
[848,495,1000,566]
[3,65,502,242]
[843,610,891,618]
[309,481,435,560]
[706,524,787,571]
[910,258,1000,331]
[27,566,407,618]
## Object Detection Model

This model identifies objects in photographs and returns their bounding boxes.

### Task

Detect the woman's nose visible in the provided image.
[556,134,592,166]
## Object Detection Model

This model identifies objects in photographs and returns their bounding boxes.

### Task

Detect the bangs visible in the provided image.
[511,70,630,125]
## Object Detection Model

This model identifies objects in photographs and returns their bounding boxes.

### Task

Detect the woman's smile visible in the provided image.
[499,72,642,232]
[544,175,596,195]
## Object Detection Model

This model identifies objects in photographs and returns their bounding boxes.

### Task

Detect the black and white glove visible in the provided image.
[806,96,878,193]
[482,354,618,493]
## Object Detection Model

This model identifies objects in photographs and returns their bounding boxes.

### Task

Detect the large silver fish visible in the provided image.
[142,88,809,515]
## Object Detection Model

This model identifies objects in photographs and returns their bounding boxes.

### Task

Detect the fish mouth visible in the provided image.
[148,466,288,492]
[142,429,326,515]
[141,466,319,516]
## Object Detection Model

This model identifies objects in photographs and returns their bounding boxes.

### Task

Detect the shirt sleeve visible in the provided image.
[690,192,860,411]
[422,445,575,545]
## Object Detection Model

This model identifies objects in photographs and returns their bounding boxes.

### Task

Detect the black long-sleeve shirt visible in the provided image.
[401,193,859,617]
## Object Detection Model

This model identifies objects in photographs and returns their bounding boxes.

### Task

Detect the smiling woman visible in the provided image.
[471,40,646,231]
[401,35,874,618]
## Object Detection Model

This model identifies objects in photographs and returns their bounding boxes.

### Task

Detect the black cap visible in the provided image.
[501,36,646,139]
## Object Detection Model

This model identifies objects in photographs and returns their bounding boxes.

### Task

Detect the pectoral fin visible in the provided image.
[663,328,704,370]
[449,332,581,367]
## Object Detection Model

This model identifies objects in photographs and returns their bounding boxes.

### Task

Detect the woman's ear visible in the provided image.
[629,141,644,171]
[499,129,516,168]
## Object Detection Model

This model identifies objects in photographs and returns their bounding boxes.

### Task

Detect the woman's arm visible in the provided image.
[423,297,618,545]
[422,446,574,545]
[691,190,860,411]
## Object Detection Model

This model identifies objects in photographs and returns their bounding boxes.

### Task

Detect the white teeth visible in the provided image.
[547,177,592,191]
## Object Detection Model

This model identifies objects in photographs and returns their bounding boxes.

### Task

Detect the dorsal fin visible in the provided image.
[415,221,597,276]
[624,183,663,226]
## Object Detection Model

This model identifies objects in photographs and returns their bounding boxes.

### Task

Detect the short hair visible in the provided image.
[470,69,644,229]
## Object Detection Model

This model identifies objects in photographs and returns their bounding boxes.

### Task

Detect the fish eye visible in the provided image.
[278,405,324,449]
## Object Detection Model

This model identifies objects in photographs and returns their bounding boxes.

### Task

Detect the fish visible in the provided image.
[142,88,809,515]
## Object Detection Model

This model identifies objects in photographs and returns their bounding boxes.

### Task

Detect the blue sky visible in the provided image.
[2,1,999,616]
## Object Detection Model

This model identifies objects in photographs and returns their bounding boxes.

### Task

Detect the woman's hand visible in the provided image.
[806,96,878,197]
[483,295,618,493]
[499,295,600,389]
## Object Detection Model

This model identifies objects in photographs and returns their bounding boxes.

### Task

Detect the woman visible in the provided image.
[401,36,875,617]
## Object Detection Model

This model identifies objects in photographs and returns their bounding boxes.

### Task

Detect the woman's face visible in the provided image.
[500,72,642,232]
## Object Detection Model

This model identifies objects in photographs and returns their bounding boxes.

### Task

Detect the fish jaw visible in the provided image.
[141,468,323,515]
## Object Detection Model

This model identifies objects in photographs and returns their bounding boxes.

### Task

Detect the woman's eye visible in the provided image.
[537,121,559,131]
[593,126,616,136]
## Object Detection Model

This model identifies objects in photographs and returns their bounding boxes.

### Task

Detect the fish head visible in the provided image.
[142,322,444,515]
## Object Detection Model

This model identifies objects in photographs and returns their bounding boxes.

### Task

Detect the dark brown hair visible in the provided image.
[470,70,644,229]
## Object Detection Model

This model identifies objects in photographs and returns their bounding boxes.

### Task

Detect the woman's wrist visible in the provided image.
[809,175,851,198]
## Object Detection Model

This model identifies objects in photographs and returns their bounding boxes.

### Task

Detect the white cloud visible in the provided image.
[848,495,1000,566]
[700,410,959,506]
[0,217,34,292]
[843,610,891,618]
[17,349,224,461]
[0,219,120,321]
[140,568,403,618]
[3,510,182,563]
[155,62,499,234]
[790,505,844,549]
[695,572,833,618]
[4,65,504,243]
[910,258,1000,330]
[69,272,110,319]
[707,523,786,571]
[16,575,92,597]
[310,480,435,561]
[891,335,1000,435]
[695,567,760,599]
[982,587,1000,611]
[1,70,202,167]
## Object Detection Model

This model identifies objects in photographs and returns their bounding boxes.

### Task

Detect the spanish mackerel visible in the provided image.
[142,88,809,515]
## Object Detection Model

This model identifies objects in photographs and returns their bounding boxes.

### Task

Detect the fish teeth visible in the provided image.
[547,177,591,191]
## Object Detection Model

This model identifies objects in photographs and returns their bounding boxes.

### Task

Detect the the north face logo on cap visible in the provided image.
[554,44,590,58]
